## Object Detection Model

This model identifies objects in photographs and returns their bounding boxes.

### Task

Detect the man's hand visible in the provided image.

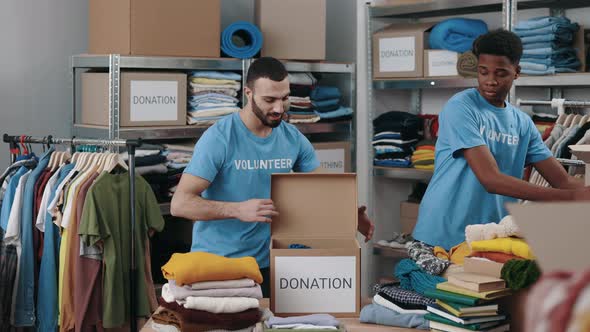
[357,205,374,243]
[235,199,279,223]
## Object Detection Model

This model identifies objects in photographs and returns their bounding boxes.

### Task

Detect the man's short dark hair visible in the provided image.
[246,57,288,89]
[472,29,523,65]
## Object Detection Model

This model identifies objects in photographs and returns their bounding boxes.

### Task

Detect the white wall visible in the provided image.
[0,0,88,168]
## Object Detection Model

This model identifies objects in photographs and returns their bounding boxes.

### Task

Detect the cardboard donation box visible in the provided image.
[81,72,187,127]
[400,201,419,234]
[424,50,460,77]
[270,173,361,317]
[256,0,326,60]
[312,142,352,173]
[89,0,221,57]
[373,23,435,78]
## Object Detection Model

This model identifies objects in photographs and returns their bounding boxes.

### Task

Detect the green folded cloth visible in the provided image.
[501,259,541,290]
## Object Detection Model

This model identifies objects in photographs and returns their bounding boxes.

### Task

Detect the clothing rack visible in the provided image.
[2,134,142,332]
[517,98,590,115]
[556,157,586,168]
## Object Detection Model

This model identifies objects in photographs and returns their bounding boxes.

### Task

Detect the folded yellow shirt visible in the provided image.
[412,150,435,157]
[414,164,434,170]
[469,237,534,260]
[190,77,239,86]
[161,252,263,285]
[434,242,471,265]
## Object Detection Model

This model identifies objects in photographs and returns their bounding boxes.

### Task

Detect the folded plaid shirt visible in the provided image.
[373,283,435,306]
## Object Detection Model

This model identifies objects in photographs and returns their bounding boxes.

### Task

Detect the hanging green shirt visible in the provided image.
[78,172,164,328]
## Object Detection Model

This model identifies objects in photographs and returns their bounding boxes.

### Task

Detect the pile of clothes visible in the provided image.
[157,251,264,331]
[188,71,242,125]
[372,111,423,168]
[411,114,439,171]
[162,142,195,200]
[287,73,320,124]
[515,16,581,75]
[429,18,488,53]
[310,86,353,122]
[265,314,343,331]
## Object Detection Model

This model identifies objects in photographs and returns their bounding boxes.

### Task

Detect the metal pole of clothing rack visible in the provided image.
[556,158,586,168]
[517,98,590,116]
[2,134,142,332]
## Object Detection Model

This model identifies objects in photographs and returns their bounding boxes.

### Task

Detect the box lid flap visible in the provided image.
[569,144,590,162]
[375,22,435,34]
[507,202,590,272]
[270,173,357,239]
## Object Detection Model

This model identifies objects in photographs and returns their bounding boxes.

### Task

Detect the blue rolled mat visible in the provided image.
[221,21,263,59]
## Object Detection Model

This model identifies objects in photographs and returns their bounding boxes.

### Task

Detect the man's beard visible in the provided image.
[251,97,282,128]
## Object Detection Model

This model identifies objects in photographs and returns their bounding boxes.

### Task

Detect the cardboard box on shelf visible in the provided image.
[463,257,504,279]
[400,201,419,234]
[424,49,460,77]
[372,22,436,78]
[81,72,187,127]
[270,173,360,317]
[312,142,352,173]
[256,0,326,60]
[89,0,220,57]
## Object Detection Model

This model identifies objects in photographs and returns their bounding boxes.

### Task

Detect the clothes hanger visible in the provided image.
[556,113,567,125]
[563,113,575,127]
[579,114,589,125]
[570,114,581,128]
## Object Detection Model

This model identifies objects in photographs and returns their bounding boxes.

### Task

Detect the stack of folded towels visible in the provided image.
[287,73,320,124]
[158,252,264,331]
[514,16,580,75]
[310,86,353,123]
[372,111,423,168]
[188,71,242,125]
[265,314,342,331]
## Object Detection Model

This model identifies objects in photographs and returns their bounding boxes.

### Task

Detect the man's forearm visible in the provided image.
[485,173,576,201]
[171,193,238,221]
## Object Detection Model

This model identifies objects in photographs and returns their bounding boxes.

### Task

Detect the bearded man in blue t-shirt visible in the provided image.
[414,29,590,251]
[171,57,374,297]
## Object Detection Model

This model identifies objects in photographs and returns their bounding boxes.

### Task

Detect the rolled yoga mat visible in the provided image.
[457,51,478,78]
[221,21,263,59]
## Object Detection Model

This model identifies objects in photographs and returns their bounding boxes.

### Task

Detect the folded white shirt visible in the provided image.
[183,296,259,314]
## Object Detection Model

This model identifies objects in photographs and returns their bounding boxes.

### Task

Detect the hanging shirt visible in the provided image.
[184,112,320,268]
[413,88,551,250]
[37,163,74,332]
[14,148,53,327]
[4,169,32,325]
[78,173,164,328]
[0,167,29,232]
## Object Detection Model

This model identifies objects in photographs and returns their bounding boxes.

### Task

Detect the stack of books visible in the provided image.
[424,272,512,332]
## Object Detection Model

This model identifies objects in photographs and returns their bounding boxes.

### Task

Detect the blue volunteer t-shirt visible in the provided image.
[413,88,552,250]
[184,112,320,268]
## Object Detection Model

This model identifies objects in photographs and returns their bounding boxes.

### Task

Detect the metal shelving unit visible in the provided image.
[373,166,433,182]
[71,54,356,143]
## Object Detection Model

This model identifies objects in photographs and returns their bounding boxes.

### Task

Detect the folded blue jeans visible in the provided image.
[522,47,577,58]
[515,22,578,37]
[515,16,573,30]
[521,32,574,44]
[521,67,578,75]
[523,41,571,50]
[360,303,429,330]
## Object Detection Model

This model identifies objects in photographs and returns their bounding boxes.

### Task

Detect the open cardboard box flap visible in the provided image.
[507,202,590,273]
[270,173,358,240]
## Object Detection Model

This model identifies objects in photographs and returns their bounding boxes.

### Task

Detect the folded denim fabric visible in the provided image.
[314,107,353,119]
[429,18,488,53]
[520,55,580,67]
[373,158,412,168]
[520,61,550,71]
[523,41,571,50]
[515,16,574,30]
[189,71,242,80]
[521,67,578,75]
[312,98,340,108]
[520,32,574,44]
[360,303,429,330]
[522,47,577,59]
[515,22,578,37]
[310,86,342,101]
